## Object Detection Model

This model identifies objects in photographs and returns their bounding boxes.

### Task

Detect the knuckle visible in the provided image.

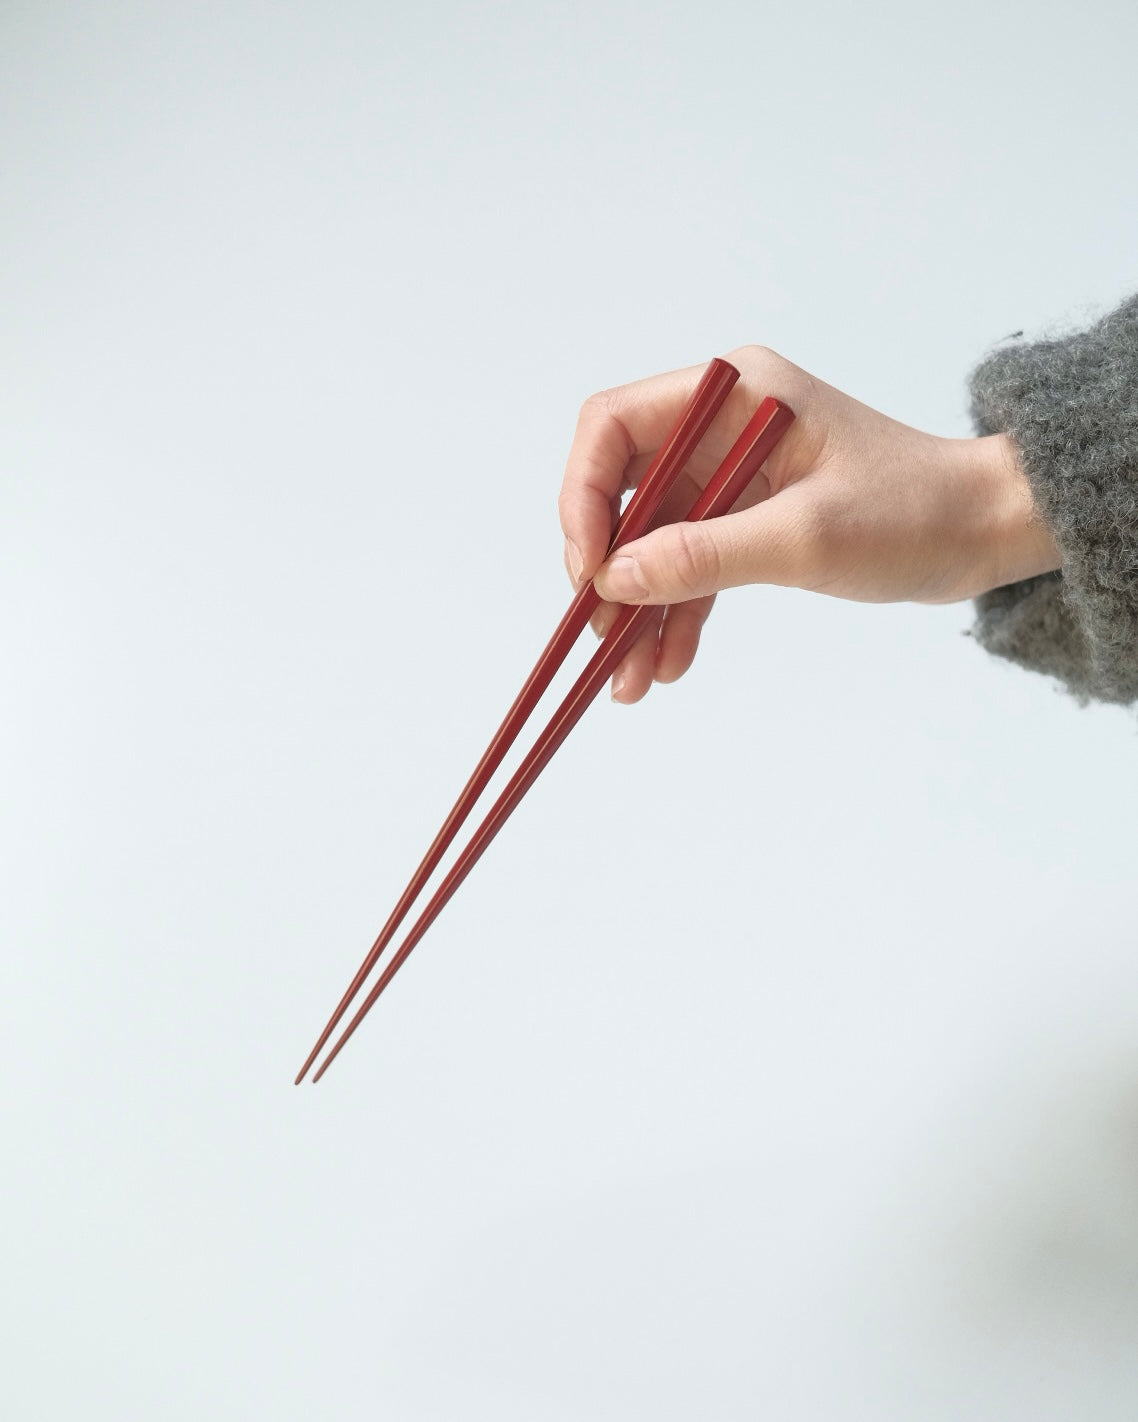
[728,342,785,375]
[580,388,618,421]
[727,344,815,413]
[577,389,635,463]
[667,522,720,597]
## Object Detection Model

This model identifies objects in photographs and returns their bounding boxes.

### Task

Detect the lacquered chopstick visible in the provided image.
[309,396,795,1082]
[295,358,740,1084]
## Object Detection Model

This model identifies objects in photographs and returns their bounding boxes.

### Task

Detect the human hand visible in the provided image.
[558,346,1061,703]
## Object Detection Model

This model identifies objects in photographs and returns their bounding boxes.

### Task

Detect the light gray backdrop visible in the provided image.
[3,1,1137,1418]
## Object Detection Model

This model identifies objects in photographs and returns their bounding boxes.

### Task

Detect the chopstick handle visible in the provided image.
[311,397,795,1081]
[296,358,739,1083]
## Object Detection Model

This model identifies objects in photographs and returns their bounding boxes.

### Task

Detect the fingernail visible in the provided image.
[565,538,584,586]
[591,606,616,639]
[598,555,649,602]
[611,669,627,701]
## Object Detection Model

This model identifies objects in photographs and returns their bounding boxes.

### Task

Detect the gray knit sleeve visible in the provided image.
[968,293,1138,704]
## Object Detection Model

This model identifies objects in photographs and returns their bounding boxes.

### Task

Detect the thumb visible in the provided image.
[593,499,811,605]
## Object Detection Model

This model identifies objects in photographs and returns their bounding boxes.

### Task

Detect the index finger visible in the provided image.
[558,363,721,584]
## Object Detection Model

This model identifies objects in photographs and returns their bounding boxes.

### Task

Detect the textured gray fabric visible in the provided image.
[968,293,1138,704]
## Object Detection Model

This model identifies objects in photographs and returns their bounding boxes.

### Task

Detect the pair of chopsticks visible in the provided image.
[297,359,795,1083]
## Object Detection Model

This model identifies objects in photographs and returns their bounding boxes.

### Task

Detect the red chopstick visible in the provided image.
[308,396,795,1082]
[295,358,740,1083]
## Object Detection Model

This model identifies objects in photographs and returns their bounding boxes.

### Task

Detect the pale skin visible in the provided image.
[558,345,1063,703]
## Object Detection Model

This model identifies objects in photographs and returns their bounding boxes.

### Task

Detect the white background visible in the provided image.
[3,2,1138,1417]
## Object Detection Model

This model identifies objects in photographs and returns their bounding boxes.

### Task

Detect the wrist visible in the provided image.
[967,432,1062,593]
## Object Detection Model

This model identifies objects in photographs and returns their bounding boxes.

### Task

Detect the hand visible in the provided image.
[558,345,1061,703]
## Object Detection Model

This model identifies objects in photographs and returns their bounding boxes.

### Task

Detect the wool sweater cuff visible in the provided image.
[968,293,1138,704]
